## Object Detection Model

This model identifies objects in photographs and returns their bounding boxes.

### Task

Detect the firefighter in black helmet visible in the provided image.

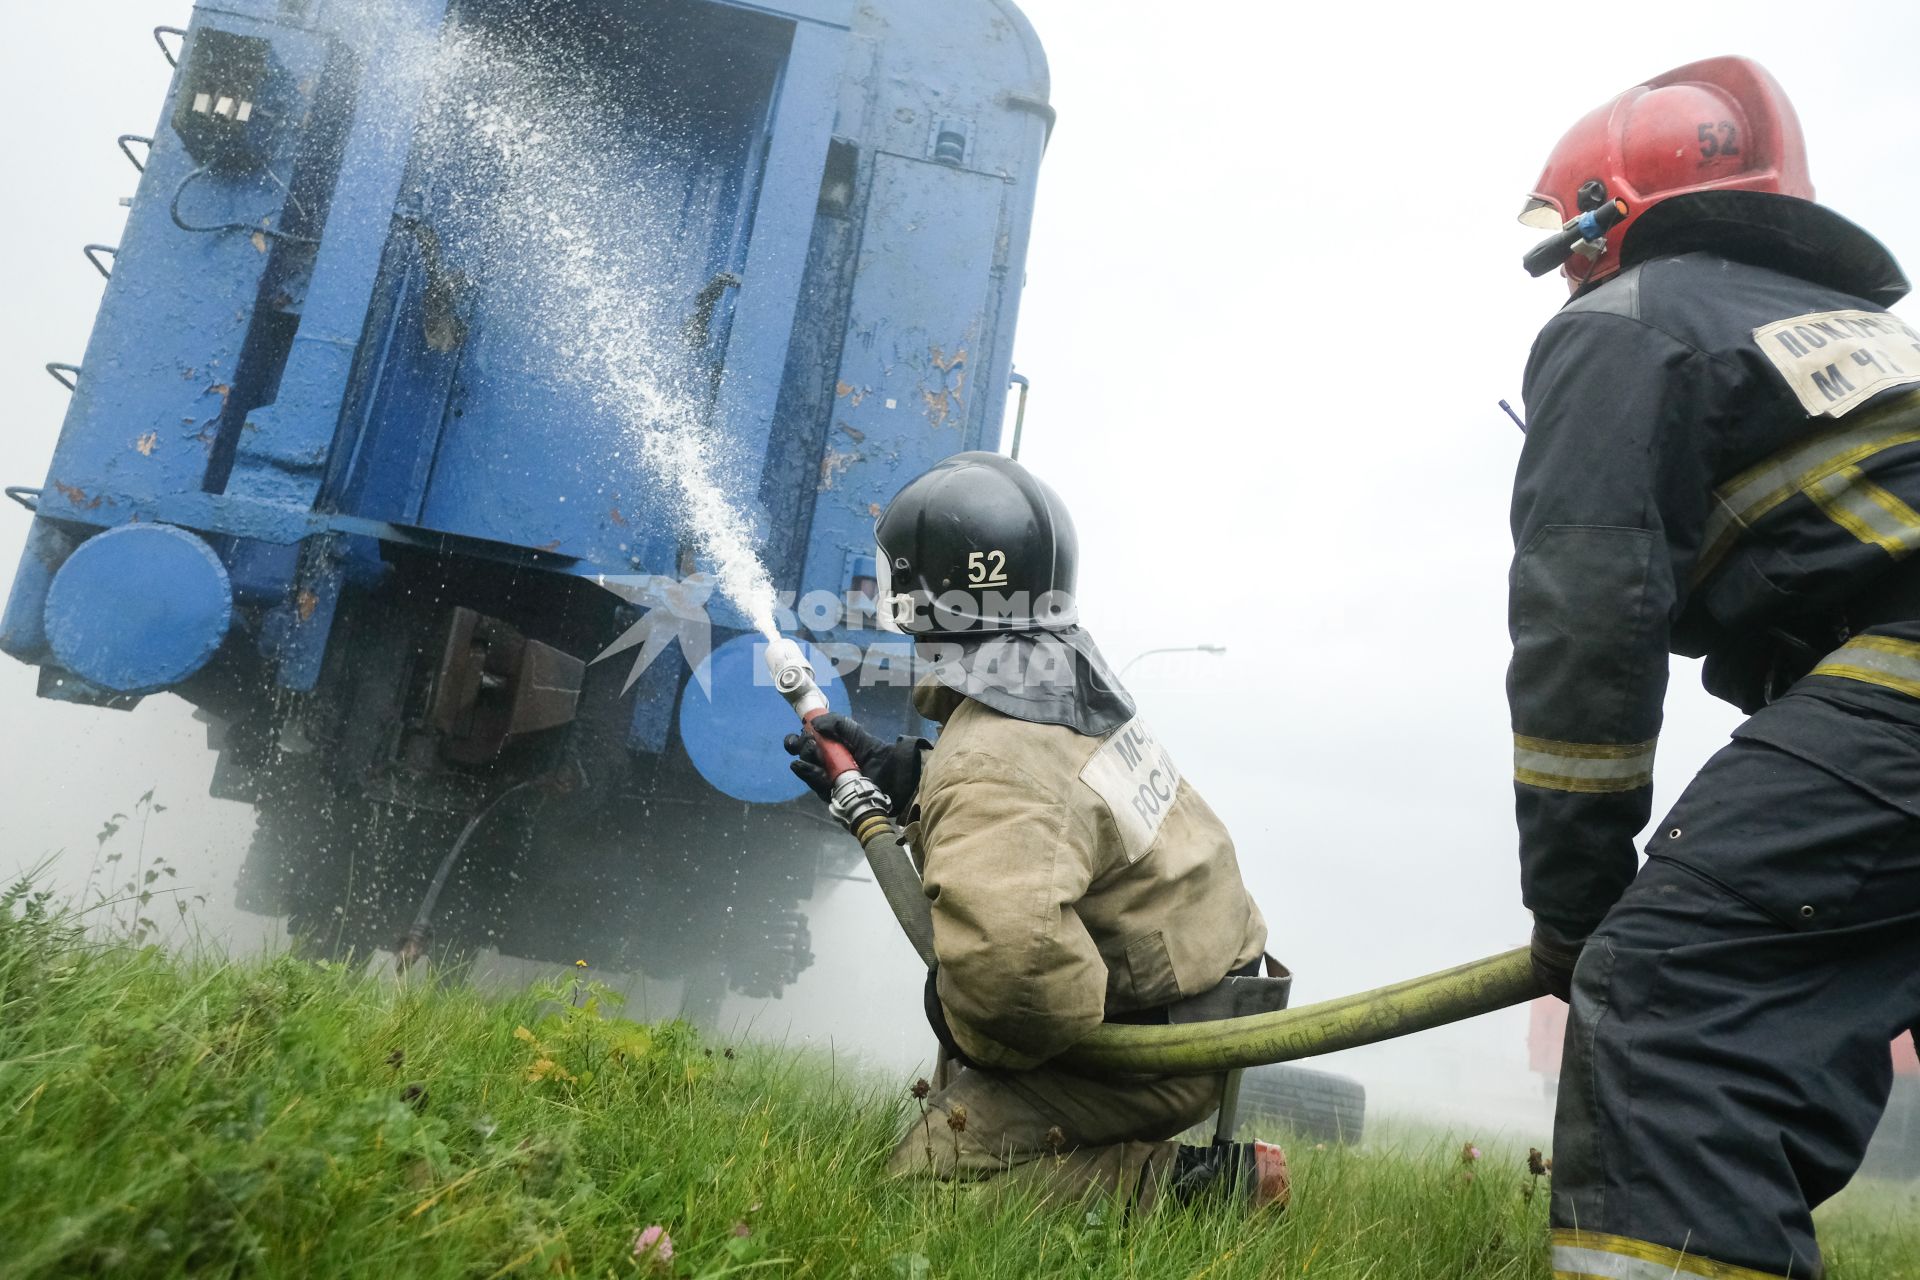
[1509,56,1920,1277]
[787,452,1287,1213]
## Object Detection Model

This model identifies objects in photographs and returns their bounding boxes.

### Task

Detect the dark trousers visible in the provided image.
[1554,727,1920,1277]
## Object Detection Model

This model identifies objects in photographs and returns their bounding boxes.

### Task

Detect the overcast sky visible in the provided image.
[5,0,1919,1129]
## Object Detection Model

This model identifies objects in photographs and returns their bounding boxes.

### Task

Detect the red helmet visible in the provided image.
[1522,56,1813,291]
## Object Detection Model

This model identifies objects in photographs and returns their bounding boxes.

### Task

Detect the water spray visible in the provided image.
[764,637,936,967]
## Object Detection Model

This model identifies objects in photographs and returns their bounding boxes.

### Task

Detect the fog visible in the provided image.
[6,0,1920,1142]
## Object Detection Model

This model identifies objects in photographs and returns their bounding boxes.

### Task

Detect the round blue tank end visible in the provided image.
[679,634,851,804]
[45,524,235,695]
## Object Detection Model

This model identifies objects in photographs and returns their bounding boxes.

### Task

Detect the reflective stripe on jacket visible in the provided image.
[1550,1227,1790,1280]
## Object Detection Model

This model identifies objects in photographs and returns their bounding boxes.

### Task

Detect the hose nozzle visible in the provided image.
[765,636,890,833]
[766,637,829,718]
[765,637,862,784]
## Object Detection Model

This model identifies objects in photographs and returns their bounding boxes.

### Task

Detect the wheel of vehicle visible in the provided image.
[1237,1063,1367,1145]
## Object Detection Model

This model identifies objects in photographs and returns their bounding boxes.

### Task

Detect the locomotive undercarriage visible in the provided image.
[209,550,837,1002]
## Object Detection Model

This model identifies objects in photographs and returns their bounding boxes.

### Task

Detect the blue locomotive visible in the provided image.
[2,0,1050,998]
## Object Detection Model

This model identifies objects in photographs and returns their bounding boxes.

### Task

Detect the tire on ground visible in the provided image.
[1238,1063,1367,1144]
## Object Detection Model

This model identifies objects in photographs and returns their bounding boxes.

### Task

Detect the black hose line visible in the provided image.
[397,781,540,968]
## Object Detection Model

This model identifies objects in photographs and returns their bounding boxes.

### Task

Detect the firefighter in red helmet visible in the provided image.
[1509,56,1920,1276]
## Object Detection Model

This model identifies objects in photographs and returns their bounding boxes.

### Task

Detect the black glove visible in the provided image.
[781,713,925,817]
[1529,920,1587,1003]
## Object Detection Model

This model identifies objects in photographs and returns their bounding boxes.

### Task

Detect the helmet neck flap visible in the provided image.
[916,626,1137,738]
[1610,189,1909,307]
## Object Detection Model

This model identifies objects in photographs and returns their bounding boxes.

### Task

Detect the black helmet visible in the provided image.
[874,452,1079,637]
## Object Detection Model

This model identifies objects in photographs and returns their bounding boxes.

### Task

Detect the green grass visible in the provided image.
[2,882,1915,1280]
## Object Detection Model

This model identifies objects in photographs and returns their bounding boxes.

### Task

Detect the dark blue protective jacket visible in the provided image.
[1511,190,1920,938]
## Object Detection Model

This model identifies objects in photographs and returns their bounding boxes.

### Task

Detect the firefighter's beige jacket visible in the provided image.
[906,681,1267,1070]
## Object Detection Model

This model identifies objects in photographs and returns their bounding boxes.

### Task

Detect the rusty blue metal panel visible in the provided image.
[783,0,1050,616]
[0,519,80,665]
[6,0,1050,806]
[221,0,449,514]
[255,537,345,691]
[32,10,341,530]
[329,0,843,580]
[323,226,465,526]
[706,20,846,516]
[797,154,1012,594]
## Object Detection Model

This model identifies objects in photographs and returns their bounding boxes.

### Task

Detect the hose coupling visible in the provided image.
[829,771,894,837]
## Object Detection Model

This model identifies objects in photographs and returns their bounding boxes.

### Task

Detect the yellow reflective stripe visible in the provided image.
[1805,465,1920,558]
[1514,735,1657,794]
[1694,390,1920,585]
[1811,633,1920,699]
[1550,1229,1788,1280]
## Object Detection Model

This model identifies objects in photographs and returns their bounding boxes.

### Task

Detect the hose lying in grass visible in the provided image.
[856,815,1542,1076]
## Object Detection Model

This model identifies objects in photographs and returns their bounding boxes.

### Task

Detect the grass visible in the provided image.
[2,880,1916,1280]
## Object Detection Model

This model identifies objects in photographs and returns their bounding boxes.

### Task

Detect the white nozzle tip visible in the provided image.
[764,638,826,713]
[765,637,806,683]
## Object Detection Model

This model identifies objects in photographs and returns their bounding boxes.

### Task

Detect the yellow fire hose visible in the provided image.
[1058,947,1542,1075]
[856,819,1541,1074]
[775,639,1546,1079]
[855,813,936,969]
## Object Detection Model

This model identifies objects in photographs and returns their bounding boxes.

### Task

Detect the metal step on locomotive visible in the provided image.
[2,0,1052,1007]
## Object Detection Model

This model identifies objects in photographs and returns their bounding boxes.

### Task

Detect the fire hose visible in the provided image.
[766,639,937,968]
[766,639,1545,1076]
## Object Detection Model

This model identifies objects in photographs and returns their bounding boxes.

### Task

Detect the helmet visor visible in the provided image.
[872,545,915,634]
[1518,197,1565,230]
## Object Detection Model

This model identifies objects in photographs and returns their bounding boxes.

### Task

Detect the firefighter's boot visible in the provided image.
[1167,1140,1290,1212]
